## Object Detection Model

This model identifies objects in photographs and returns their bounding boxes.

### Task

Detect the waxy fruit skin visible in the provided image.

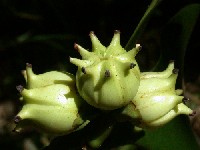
[14,64,86,135]
[131,61,193,128]
[14,31,195,139]
[21,63,74,89]
[70,31,140,110]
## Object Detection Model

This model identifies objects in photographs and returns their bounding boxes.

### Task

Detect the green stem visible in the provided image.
[125,0,163,50]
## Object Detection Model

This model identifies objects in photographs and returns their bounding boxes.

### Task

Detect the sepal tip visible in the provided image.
[16,85,24,93]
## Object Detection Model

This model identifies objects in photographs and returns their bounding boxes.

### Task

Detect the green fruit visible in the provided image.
[122,61,193,128]
[134,61,193,128]
[14,64,87,135]
[22,63,74,89]
[70,31,141,110]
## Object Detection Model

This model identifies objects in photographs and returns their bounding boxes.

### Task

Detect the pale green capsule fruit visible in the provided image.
[145,103,193,127]
[22,63,74,89]
[70,30,140,110]
[14,64,87,135]
[130,61,193,128]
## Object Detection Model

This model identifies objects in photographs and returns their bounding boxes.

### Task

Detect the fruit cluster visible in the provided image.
[14,31,194,142]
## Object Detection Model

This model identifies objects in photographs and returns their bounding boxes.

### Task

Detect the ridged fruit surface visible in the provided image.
[70,31,141,110]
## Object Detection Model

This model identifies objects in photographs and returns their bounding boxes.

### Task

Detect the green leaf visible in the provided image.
[153,3,200,75]
[125,0,163,50]
[136,116,199,150]
[136,4,200,150]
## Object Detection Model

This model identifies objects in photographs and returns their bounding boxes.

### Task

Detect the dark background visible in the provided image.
[0,0,199,149]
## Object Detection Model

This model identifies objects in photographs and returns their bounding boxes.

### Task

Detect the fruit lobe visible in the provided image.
[70,31,141,110]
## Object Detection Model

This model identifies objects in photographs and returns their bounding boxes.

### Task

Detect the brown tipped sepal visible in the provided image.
[70,30,141,110]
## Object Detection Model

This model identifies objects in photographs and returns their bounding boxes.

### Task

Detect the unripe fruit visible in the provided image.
[70,31,141,110]
[122,62,194,128]
[129,61,193,128]
[22,63,74,89]
[14,64,87,135]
